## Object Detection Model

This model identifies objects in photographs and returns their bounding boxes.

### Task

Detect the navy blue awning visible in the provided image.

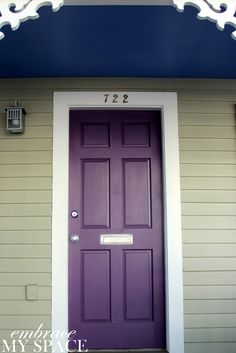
[0,5,235,78]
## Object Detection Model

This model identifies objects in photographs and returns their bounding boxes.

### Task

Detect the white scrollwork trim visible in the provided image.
[173,0,236,39]
[0,0,64,39]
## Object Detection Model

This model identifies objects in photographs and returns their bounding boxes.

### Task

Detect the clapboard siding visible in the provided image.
[184,286,236,300]
[185,300,236,314]
[179,114,235,126]
[0,126,52,138]
[0,301,51,315]
[185,328,236,342]
[184,272,236,285]
[185,343,236,353]
[0,259,51,272]
[0,178,51,190]
[184,258,236,271]
[182,230,236,243]
[0,139,52,151]
[0,273,51,286]
[0,190,51,203]
[0,287,51,300]
[185,314,236,328]
[182,190,236,203]
[0,164,52,177]
[182,203,236,216]
[179,126,235,138]
[181,164,236,177]
[182,216,236,230]
[0,78,235,353]
[0,230,51,244]
[0,101,53,114]
[0,244,51,257]
[0,204,51,216]
[178,91,236,102]
[180,139,236,151]
[0,316,51,329]
[179,79,236,353]
[0,151,51,164]
[0,82,53,336]
[181,178,236,190]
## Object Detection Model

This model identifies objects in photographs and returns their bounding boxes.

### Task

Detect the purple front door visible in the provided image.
[69,110,165,350]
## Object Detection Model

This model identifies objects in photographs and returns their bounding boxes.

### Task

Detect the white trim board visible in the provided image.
[52,91,184,353]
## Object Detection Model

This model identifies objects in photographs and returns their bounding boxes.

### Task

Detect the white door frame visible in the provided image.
[52,91,184,353]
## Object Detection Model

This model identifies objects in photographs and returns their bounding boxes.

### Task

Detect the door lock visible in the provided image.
[70,234,79,243]
[71,210,78,218]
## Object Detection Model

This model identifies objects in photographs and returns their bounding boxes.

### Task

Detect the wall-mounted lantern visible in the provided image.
[5,102,26,134]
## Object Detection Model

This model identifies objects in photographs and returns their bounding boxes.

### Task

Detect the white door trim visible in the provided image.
[52,91,184,353]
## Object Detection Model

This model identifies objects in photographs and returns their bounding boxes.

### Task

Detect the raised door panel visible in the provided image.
[124,250,153,320]
[123,159,151,228]
[82,159,110,228]
[82,251,111,321]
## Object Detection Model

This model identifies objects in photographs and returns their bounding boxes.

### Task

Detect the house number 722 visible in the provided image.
[104,94,129,104]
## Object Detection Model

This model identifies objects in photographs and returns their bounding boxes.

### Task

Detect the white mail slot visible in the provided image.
[100,234,133,245]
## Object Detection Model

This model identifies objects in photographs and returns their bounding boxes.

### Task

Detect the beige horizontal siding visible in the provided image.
[0,204,51,216]
[184,300,236,314]
[0,191,51,203]
[182,190,236,203]
[185,343,236,353]
[0,287,51,300]
[0,273,51,286]
[0,101,52,114]
[184,286,236,300]
[0,177,52,190]
[181,164,236,177]
[178,101,235,114]
[181,178,236,190]
[180,139,236,151]
[185,314,236,328]
[184,258,236,271]
[182,229,236,243]
[0,164,52,177]
[0,230,51,244]
[0,151,51,164]
[0,82,53,336]
[0,90,53,101]
[182,203,236,215]
[0,259,51,272]
[184,272,236,285]
[181,151,236,164]
[185,327,236,342]
[0,139,52,151]
[0,244,51,257]
[0,126,52,138]
[0,301,51,315]
[0,316,51,329]
[0,78,235,353]
[179,126,235,138]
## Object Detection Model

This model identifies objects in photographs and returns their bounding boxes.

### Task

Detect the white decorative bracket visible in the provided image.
[172,0,236,39]
[0,0,64,40]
